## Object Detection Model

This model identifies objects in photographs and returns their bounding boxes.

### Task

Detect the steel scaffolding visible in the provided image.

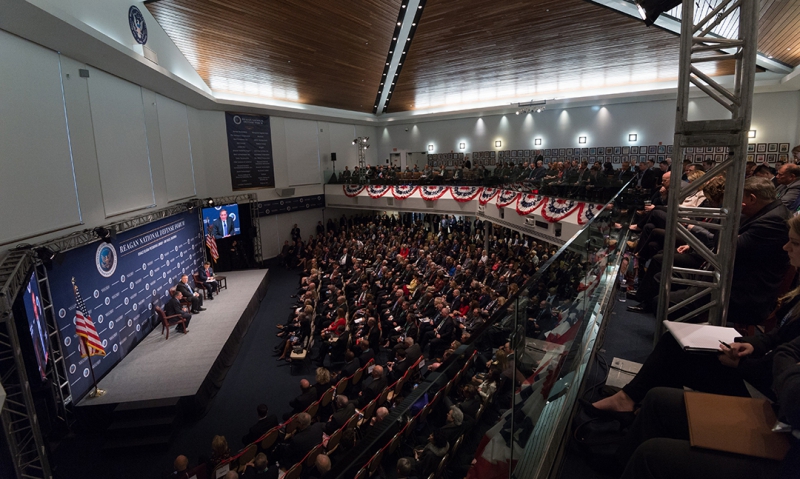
[655,0,758,337]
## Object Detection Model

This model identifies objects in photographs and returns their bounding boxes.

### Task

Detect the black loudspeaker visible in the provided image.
[331,152,337,162]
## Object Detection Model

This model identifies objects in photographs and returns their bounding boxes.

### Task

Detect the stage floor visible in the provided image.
[77,269,269,406]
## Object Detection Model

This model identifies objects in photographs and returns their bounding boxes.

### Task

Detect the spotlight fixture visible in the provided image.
[352,139,358,145]
[495,141,502,148]
[204,197,214,207]
[362,137,369,142]
[629,134,638,142]
[515,100,546,116]
[93,226,116,243]
[459,143,466,150]
[534,138,542,146]
[34,246,62,269]
[428,144,434,151]
[635,0,682,27]
[748,130,757,139]
[515,110,520,115]
[578,136,587,144]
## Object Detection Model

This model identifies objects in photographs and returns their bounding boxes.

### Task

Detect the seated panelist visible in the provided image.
[175,274,205,314]
[198,262,219,298]
[164,289,191,332]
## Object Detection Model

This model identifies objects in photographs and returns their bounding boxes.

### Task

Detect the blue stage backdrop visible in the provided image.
[49,212,204,402]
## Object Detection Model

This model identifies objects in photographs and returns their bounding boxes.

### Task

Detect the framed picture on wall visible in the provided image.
[595,147,603,154]
[559,149,566,156]
[747,154,755,162]
[544,149,551,155]
[622,146,630,155]
[612,156,621,164]
[582,148,589,155]
[780,153,789,162]
[756,154,766,163]
[622,155,629,162]
[511,150,517,158]
[768,143,779,153]
[704,146,714,153]
[685,147,694,153]
[589,147,597,155]
[714,146,724,153]
[780,143,790,153]
[714,154,724,162]
[490,151,496,158]
[581,156,588,162]
[524,150,531,157]
[767,153,778,163]
[647,145,656,154]
[657,145,666,154]
[667,145,673,154]
[566,148,573,155]
[757,143,767,153]
[648,155,656,162]
[612,147,620,155]
[589,156,596,162]
[747,144,756,153]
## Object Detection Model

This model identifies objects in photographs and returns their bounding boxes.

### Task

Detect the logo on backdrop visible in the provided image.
[232,115,242,125]
[95,243,118,278]
[128,6,148,45]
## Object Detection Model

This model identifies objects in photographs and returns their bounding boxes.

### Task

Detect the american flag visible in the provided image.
[205,234,219,263]
[72,281,105,357]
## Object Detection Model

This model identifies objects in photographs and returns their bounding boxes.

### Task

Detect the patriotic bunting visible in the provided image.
[515,194,546,215]
[419,185,449,201]
[577,203,606,225]
[478,188,500,205]
[541,198,579,222]
[495,190,519,208]
[343,184,365,197]
[366,185,391,198]
[391,185,418,199]
[449,186,482,202]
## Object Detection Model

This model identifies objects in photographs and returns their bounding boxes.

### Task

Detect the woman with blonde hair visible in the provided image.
[209,435,230,468]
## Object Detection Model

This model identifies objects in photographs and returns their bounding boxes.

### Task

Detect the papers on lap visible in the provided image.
[663,320,741,352]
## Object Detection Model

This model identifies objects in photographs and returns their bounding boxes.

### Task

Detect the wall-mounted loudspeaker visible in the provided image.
[331,152,337,162]
[275,188,295,197]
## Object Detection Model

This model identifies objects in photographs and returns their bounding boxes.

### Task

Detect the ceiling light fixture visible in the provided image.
[578,136,587,144]
[459,143,465,149]
[428,144,434,151]
[534,138,542,146]
[495,140,502,148]
[634,0,681,27]
[629,133,638,142]
[748,130,757,138]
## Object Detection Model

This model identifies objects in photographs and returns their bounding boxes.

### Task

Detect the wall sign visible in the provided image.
[225,112,276,190]
[257,195,325,217]
[128,6,148,45]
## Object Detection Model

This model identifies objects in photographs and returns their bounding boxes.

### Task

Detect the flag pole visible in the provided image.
[83,335,105,398]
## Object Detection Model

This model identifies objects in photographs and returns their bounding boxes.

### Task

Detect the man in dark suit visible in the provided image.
[288,379,317,416]
[242,404,278,446]
[240,452,278,479]
[324,395,355,434]
[635,162,657,190]
[164,290,190,332]
[210,208,235,239]
[404,338,423,365]
[355,340,375,366]
[198,262,219,298]
[357,365,387,407]
[338,350,360,379]
[285,413,324,465]
[176,275,205,314]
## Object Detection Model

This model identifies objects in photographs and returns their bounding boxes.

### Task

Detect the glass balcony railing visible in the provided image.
[327,181,636,479]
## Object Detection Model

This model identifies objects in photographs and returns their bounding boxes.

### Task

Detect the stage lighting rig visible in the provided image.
[353,136,370,168]
[635,0,681,27]
[93,227,116,243]
[515,100,546,115]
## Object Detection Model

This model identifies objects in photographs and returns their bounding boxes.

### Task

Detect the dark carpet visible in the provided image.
[557,294,656,479]
[50,266,317,479]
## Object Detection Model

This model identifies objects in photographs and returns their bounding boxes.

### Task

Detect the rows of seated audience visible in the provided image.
[164,211,611,479]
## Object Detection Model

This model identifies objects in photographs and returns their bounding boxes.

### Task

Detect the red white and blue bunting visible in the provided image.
[366,185,391,198]
[516,194,546,215]
[478,188,500,205]
[541,198,579,223]
[450,186,483,202]
[392,185,418,200]
[577,203,606,225]
[495,190,520,208]
[419,185,449,201]
[343,184,365,197]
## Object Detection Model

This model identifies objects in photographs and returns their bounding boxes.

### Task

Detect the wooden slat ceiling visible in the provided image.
[147,0,402,113]
[387,0,737,112]
[757,0,800,66]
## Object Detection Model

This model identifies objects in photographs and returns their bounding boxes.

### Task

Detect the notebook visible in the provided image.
[684,391,791,460]
[663,320,741,352]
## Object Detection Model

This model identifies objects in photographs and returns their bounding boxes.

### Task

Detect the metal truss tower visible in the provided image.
[656,0,759,336]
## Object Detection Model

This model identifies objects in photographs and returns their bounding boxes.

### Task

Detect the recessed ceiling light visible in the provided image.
[403,52,406,54]
[386,62,389,65]
[406,38,410,41]
[390,51,393,53]
[412,23,416,26]
[397,22,402,25]
[401,4,406,7]
[418,5,422,8]
[393,37,397,40]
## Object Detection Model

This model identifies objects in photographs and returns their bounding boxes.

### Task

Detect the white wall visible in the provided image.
[376,92,800,162]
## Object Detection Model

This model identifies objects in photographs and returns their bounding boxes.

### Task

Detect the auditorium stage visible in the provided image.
[76,269,269,409]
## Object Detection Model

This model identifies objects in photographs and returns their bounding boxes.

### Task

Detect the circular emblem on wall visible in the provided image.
[64,336,71,347]
[83,368,90,378]
[93,290,100,299]
[97,314,104,324]
[59,308,66,319]
[69,364,76,374]
[132,303,138,311]
[108,320,114,330]
[95,243,118,278]
[129,282,135,290]
[120,275,126,283]
[128,6,148,45]
[142,262,147,271]
[136,324,141,332]
[102,339,108,348]
[145,283,150,291]
[124,297,129,306]
[233,115,242,125]
[127,319,133,328]
[104,297,110,306]
[113,344,119,353]
[148,302,153,310]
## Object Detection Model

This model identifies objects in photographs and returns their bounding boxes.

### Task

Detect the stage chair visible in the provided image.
[192,273,208,299]
[403,413,419,439]
[212,460,232,479]
[155,306,187,340]
[343,413,359,431]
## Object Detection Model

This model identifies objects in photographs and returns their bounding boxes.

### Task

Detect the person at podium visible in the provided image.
[210,209,235,239]
[198,262,219,299]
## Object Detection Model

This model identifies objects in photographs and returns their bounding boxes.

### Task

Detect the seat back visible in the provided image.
[435,453,449,478]
[259,426,280,451]
[359,400,377,424]
[238,444,257,469]
[325,427,343,453]
[154,306,168,324]
[284,414,300,435]
[303,444,323,468]
[387,431,403,455]
[344,413,359,431]
[351,366,365,387]
[376,386,391,406]
[368,447,385,476]
[353,467,369,479]
[282,462,302,479]
[305,400,319,419]
[320,387,336,408]
[336,376,350,395]
[452,434,464,455]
